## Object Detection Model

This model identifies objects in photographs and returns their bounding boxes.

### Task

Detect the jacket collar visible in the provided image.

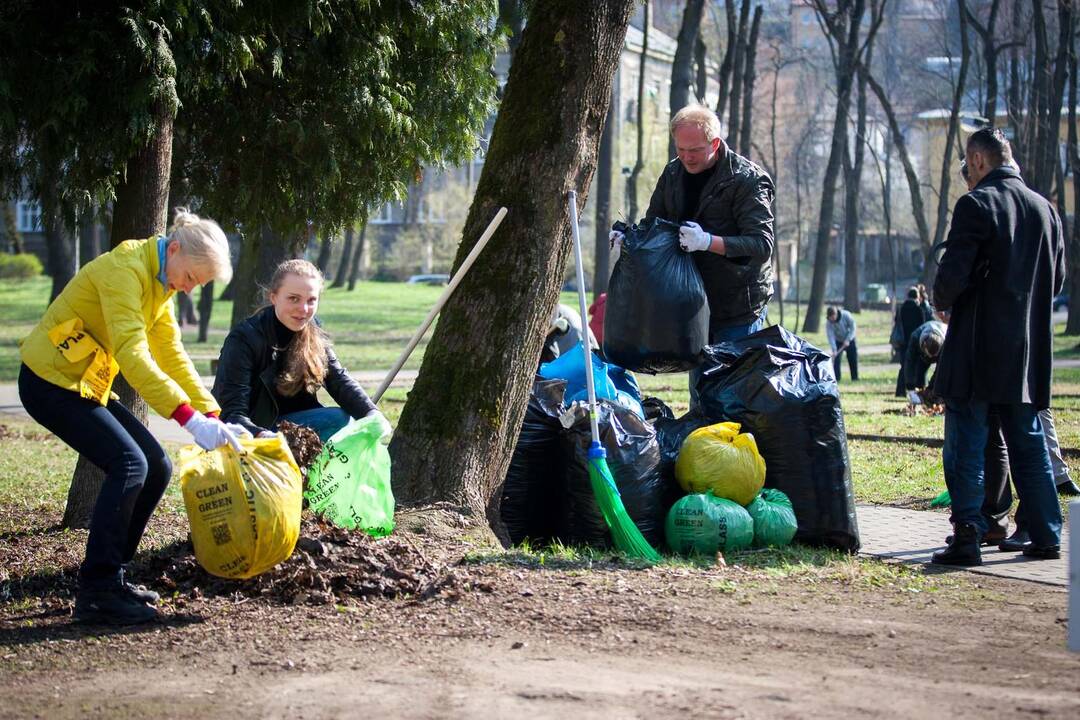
[975,163,1021,189]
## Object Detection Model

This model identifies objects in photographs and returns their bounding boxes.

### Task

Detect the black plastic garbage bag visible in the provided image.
[604,218,710,373]
[559,399,667,548]
[499,378,566,545]
[695,326,860,551]
[652,407,710,518]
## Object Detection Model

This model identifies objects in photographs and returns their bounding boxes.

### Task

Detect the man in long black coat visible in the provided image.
[931,128,1066,566]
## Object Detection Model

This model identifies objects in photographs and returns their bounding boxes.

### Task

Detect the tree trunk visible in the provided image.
[627,2,649,222]
[769,50,783,326]
[332,227,355,288]
[42,205,74,302]
[715,0,737,123]
[694,34,708,102]
[389,0,635,542]
[804,0,866,334]
[348,221,368,290]
[64,100,173,530]
[669,0,707,159]
[78,207,100,268]
[594,93,615,298]
[231,226,306,326]
[197,281,214,343]
[844,31,872,313]
[928,2,970,286]
[727,0,751,148]
[864,68,932,276]
[315,232,333,274]
[738,5,762,158]
[1067,8,1080,335]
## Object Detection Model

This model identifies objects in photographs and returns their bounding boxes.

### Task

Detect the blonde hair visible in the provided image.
[169,207,232,283]
[268,259,330,398]
[670,104,723,143]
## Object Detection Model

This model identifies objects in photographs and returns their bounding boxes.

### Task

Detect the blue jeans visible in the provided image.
[943,398,1061,547]
[689,309,768,410]
[18,364,172,586]
[278,407,351,443]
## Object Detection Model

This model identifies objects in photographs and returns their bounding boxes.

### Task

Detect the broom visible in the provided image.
[567,190,661,563]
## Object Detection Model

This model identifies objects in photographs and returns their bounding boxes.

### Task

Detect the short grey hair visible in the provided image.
[670,104,723,142]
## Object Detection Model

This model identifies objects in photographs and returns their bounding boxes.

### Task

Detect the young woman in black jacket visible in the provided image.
[212,259,384,442]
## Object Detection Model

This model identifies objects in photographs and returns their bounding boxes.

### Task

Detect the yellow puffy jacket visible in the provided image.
[19,238,220,419]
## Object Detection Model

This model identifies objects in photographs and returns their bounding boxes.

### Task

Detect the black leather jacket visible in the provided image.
[212,306,376,435]
[645,147,774,329]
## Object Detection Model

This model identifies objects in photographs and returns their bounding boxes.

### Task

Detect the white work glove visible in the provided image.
[608,229,624,250]
[256,430,276,439]
[907,390,922,405]
[185,412,244,452]
[223,422,253,439]
[678,221,711,252]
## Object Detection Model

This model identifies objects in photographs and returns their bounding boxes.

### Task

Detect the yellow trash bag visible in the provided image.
[674,422,766,506]
[179,435,302,579]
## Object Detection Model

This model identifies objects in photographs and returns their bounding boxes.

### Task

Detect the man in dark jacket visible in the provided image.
[610,103,774,404]
[894,287,928,396]
[931,128,1066,566]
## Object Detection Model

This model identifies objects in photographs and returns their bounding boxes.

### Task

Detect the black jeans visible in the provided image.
[833,339,858,381]
[18,364,172,586]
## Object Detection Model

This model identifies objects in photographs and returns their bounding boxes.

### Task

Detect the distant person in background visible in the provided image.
[894,287,928,397]
[213,259,385,443]
[826,306,858,382]
[916,283,934,322]
[903,320,947,404]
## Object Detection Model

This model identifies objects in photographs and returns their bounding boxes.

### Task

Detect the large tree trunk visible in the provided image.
[804,0,866,334]
[347,221,368,291]
[737,5,762,158]
[714,0,738,123]
[1067,8,1080,335]
[42,205,74,302]
[627,2,649,222]
[727,0,751,147]
[594,93,615,298]
[315,231,333,274]
[669,0,707,158]
[231,226,306,326]
[927,2,970,287]
[843,46,869,313]
[78,206,101,268]
[332,227,355,288]
[389,0,635,542]
[64,101,173,529]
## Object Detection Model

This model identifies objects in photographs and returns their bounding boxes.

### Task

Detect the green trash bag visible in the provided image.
[665,491,754,556]
[304,413,394,536]
[746,488,798,547]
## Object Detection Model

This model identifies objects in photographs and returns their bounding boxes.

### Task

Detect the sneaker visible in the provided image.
[74,585,160,625]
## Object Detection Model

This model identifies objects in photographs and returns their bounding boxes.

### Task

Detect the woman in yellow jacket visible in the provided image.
[19,208,244,625]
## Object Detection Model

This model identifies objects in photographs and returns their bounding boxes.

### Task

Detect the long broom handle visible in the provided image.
[567,191,601,445]
[371,206,508,403]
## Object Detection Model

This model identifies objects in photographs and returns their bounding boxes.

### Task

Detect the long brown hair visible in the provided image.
[267,259,330,397]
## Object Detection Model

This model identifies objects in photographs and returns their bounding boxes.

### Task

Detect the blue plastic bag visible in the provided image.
[539,341,643,418]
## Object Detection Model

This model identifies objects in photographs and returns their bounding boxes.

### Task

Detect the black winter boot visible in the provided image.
[74,580,160,625]
[932,523,983,567]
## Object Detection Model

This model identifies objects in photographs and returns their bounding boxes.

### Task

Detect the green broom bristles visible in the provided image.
[587,445,662,563]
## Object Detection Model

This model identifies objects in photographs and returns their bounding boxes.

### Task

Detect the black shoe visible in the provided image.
[998,530,1031,553]
[74,586,160,625]
[946,527,1006,547]
[1022,544,1061,560]
[119,569,160,606]
[932,523,983,566]
[1056,479,1080,497]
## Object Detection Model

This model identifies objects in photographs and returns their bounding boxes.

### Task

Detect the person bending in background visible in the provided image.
[18,208,243,624]
[213,259,385,443]
[826,306,858,382]
[895,287,929,397]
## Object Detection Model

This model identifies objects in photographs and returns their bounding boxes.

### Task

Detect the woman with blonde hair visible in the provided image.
[212,258,383,443]
[19,208,245,625]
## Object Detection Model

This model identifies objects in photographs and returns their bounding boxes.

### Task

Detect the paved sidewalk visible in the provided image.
[857,504,1070,587]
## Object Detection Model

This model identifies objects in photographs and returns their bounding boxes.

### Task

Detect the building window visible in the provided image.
[16,201,41,232]
[369,202,395,225]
